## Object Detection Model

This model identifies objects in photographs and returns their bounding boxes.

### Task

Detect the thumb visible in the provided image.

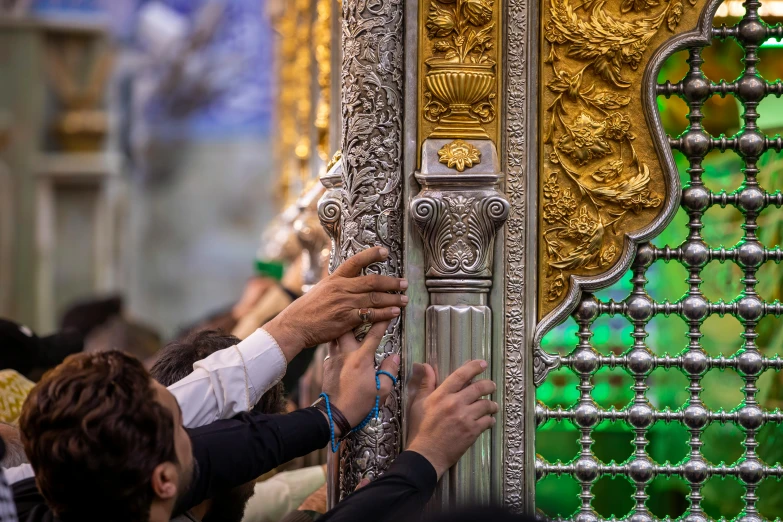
[405,363,436,407]
[418,363,437,395]
[377,353,401,400]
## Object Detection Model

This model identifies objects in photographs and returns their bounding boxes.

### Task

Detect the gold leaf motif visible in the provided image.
[420,0,498,141]
[438,140,482,172]
[538,0,697,317]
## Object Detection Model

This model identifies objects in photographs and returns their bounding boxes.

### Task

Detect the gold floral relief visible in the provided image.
[273,0,313,204]
[419,0,500,154]
[538,0,706,318]
[438,139,482,172]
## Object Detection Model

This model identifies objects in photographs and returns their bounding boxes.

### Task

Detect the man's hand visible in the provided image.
[264,247,408,361]
[405,360,498,479]
[322,321,400,432]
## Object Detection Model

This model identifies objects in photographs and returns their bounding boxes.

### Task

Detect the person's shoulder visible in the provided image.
[12,477,57,522]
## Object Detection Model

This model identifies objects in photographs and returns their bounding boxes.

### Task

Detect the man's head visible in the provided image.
[19,351,193,522]
[150,330,285,522]
[151,329,285,416]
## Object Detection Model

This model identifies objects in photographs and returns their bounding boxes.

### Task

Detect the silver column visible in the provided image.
[411,139,509,506]
[333,0,405,498]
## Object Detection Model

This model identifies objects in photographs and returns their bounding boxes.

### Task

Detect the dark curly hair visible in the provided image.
[19,351,178,522]
[151,329,285,415]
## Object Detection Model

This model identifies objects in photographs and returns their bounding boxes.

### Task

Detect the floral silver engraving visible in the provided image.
[504,0,532,511]
[337,0,405,497]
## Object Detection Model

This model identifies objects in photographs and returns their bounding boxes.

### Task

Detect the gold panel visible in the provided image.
[418,0,501,153]
[273,0,314,204]
[314,0,332,162]
[538,0,707,318]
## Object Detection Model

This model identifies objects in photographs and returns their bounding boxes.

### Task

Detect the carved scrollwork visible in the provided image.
[412,192,509,279]
[532,347,561,386]
[319,152,344,275]
[538,0,704,321]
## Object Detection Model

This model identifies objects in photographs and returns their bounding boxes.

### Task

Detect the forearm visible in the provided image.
[179,407,330,512]
[319,451,437,522]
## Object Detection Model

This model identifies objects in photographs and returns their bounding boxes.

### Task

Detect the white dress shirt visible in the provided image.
[168,327,287,427]
[4,327,287,484]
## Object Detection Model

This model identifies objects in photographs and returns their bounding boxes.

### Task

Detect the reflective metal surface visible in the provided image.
[412,138,508,506]
[535,0,783,518]
[336,0,405,499]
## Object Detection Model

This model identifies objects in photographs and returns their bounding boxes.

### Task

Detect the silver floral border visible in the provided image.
[503,0,537,511]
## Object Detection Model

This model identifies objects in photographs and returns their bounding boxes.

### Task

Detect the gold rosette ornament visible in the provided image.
[438,139,482,171]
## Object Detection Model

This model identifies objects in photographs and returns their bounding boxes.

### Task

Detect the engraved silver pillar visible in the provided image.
[411,139,509,507]
[333,0,405,499]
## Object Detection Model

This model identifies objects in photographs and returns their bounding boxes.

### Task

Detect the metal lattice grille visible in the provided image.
[535,1,783,519]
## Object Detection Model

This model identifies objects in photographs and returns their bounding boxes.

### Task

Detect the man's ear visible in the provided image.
[151,462,179,500]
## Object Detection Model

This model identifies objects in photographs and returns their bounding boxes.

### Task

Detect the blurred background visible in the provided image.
[0,0,332,340]
[0,0,782,518]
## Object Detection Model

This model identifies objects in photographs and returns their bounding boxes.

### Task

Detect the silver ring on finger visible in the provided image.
[358,307,372,324]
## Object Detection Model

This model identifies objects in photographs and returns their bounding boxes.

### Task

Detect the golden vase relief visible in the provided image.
[539,0,706,318]
[420,0,499,146]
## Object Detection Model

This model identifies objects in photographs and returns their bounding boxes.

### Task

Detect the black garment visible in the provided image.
[319,451,437,522]
[0,320,82,376]
[317,452,539,522]
[13,407,329,522]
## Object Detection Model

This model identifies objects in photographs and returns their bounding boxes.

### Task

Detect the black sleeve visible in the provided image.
[319,451,438,522]
[177,407,329,513]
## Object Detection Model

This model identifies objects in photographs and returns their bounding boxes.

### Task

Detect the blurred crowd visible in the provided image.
[0,232,520,522]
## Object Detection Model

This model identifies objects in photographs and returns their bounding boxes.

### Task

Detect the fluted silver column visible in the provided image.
[411,139,509,506]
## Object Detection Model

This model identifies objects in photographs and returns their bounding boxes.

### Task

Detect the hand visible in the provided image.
[405,360,498,479]
[265,247,408,361]
[322,321,400,432]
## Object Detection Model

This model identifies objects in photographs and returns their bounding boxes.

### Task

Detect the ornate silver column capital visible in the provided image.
[412,139,509,285]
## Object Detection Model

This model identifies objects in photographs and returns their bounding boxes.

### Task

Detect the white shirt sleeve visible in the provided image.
[168,327,287,428]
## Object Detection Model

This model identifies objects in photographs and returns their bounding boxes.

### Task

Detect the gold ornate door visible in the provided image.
[324,0,783,516]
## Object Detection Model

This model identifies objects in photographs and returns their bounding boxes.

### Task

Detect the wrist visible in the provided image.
[313,396,350,438]
[317,409,344,438]
[406,441,450,480]
[263,316,304,362]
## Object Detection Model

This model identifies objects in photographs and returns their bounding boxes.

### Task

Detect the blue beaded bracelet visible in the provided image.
[321,370,398,453]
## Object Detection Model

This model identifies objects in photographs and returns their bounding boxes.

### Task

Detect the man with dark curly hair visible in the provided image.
[149,329,286,522]
[16,319,401,522]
